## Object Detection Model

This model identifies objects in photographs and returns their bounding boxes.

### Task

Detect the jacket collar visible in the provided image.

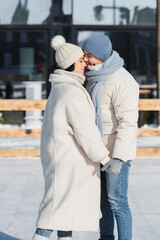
[49,69,85,86]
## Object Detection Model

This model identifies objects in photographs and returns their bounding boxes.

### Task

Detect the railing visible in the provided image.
[0,99,160,157]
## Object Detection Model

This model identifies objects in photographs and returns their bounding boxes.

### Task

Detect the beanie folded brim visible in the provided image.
[56,47,84,69]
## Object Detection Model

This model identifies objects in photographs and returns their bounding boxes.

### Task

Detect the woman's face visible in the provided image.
[73,57,86,74]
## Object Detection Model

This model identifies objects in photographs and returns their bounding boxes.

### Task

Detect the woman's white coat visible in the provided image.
[36,70,110,231]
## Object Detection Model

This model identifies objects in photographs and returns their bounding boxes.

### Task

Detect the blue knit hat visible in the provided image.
[83,33,112,61]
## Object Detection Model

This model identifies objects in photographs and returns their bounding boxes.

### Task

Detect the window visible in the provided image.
[0,30,48,99]
[0,0,52,25]
[20,32,28,43]
[53,0,72,23]
[73,0,156,26]
[4,53,12,66]
[6,32,13,42]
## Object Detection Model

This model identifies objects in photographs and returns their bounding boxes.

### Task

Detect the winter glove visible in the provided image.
[101,158,123,175]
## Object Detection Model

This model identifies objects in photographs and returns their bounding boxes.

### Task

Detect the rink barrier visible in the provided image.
[0,99,160,157]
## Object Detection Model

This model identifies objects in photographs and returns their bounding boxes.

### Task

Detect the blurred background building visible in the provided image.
[0,0,158,125]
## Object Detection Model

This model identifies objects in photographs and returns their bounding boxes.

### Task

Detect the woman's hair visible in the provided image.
[65,64,75,72]
[48,63,75,75]
[48,64,57,75]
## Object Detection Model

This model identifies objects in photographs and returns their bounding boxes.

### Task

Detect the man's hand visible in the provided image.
[101,158,123,175]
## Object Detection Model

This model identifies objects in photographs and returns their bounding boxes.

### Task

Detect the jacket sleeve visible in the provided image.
[65,90,110,165]
[111,81,139,161]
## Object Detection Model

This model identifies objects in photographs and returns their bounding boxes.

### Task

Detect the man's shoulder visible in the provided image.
[103,67,139,88]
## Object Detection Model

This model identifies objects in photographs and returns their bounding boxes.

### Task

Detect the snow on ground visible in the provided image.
[0,136,160,149]
[0,123,42,129]
[0,138,40,149]
[0,157,160,240]
[1,123,160,149]
[137,137,160,148]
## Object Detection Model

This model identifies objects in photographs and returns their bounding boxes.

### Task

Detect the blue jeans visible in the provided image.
[35,228,72,238]
[100,160,132,240]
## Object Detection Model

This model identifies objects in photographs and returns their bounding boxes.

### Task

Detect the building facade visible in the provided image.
[0,0,157,100]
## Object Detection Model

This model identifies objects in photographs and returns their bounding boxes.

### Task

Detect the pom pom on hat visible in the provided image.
[50,35,84,69]
[51,35,66,50]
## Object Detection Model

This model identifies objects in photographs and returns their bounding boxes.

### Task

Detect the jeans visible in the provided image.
[100,160,132,240]
[36,228,72,238]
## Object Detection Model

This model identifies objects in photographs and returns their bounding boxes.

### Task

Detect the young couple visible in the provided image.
[32,33,139,240]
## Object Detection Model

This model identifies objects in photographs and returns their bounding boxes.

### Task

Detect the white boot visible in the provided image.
[58,238,72,240]
[32,233,49,240]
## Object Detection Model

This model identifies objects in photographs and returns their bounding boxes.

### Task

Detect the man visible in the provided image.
[82,33,139,240]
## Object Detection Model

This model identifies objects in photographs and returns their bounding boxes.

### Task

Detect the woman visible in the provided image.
[32,35,110,240]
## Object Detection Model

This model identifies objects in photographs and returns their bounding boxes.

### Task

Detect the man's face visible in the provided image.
[83,50,103,70]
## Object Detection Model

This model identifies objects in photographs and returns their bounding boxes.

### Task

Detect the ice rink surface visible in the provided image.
[0,157,160,240]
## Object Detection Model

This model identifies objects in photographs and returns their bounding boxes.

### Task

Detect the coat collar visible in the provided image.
[49,69,85,86]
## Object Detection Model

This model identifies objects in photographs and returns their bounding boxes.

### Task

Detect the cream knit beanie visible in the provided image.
[51,35,84,69]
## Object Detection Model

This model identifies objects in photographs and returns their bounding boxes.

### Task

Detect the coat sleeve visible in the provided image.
[111,80,139,161]
[65,90,110,165]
